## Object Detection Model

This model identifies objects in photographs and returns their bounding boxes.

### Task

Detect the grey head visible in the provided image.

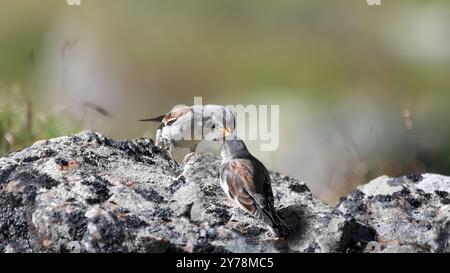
[203,105,235,130]
[201,105,236,141]
[221,138,251,161]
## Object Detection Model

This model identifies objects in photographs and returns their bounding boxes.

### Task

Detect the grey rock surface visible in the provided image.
[0,131,448,253]
[337,174,450,252]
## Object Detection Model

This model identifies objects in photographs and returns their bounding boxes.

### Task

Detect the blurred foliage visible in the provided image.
[0,86,76,155]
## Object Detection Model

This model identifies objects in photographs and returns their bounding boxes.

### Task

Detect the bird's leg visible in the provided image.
[168,146,178,167]
[162,141,178,167]
[155,135,177,166]
[155,128,164,149]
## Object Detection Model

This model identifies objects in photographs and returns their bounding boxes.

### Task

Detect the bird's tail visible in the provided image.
[270,213,290,238]
[138,114,166,123]
[257,207,290,238]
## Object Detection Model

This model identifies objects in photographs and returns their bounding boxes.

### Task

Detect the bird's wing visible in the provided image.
[221,158,273,215]
[251,156,275,206]
[162,106,192,125]
[139,105,192,127]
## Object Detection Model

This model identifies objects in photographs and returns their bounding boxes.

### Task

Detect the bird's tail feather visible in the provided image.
[271,213,290,238]
[257,207,290,238]
[139,114,166,122]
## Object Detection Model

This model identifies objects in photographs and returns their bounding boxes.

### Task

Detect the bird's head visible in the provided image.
[203,106,236,142]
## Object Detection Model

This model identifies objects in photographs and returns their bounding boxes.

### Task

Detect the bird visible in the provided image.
[140,104,235,163]
[219,134,289,238]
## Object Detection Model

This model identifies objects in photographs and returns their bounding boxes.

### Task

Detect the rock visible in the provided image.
[0,131,448,253]
[432,205,450,252]
[337,174,450,253]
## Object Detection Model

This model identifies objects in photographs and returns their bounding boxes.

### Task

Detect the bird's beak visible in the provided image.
[221,127,232,137]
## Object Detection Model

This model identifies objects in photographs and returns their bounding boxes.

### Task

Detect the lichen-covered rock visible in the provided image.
[0,131,178,253]
[337,174,450,253]
[0,131,448,253]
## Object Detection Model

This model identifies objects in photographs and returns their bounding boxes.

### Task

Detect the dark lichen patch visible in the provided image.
[352,189,366,199]
[406,197,423,209]
[245,225,264,237]
[435,191,450,204]
[196,229,218,247]
[415,189,432,200]
[66,209,88,241]
[397,187,412,197]
[81,176,112,204]
[373,195,392,203]
[374,188,418,207]
[134,187,166,203]
[124,214,148,229]
[0,163,17,186]
[165,175,186,194]
[337,189,367,216]
[154,207,173,222]
[22,185,37,205]
[435,190,449,198]
[289,183,310,193]
[80,151,106,168]
[0,195,28,236]
[55,158,69,169]
[21,148,56,163]
[87,214,127,252]
[9,170,59,191]
[85,197,100,205]
[337,189,365,206]
[206,207,231,225]
[0,191,37,252]
[113,139,156,164]
[406,173,423,183]
[90,133,113,146]
[201,184,221,197]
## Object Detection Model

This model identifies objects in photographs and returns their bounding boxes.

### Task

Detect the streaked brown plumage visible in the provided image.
[220,138,289,238]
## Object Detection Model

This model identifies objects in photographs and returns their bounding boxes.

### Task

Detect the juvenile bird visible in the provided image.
[140,104,235,162]
[219,136,289,238]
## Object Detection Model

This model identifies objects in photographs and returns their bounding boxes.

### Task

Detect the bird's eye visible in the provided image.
[212,124,216,129]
